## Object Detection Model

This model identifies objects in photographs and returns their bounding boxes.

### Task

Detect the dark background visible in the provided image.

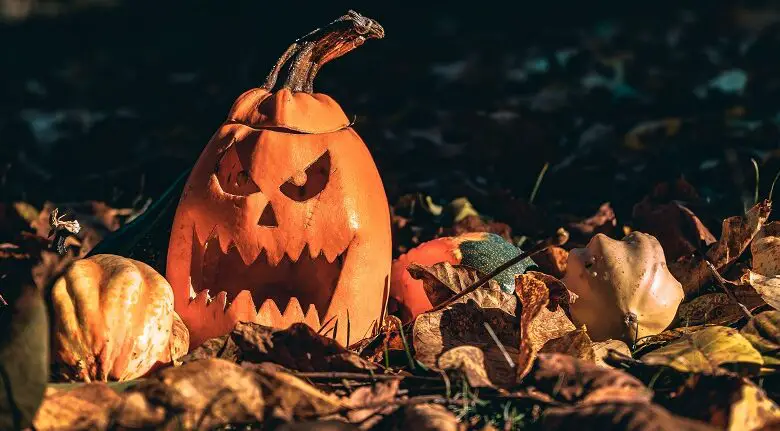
[2,0,780,238]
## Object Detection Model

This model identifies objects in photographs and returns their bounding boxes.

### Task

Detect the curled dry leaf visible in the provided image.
[669,200,771,297]
[344,379,400,428]
[740,311,780,368]
[675,286,766,327]
[632,200,716,262]
[252,365,344,422]
[566,202,618,245]
[516,272,576,382]
[665,373,780,431]
[183,322,377,373]
[525,353,652,405]
[539,326,596,363]
[541,402,717,431]
[533,245,568,278]
[116,358,264,430]
[412,276,519,387]
[437,345,495,388]
[592,339,631,368]
[633,326,711,357]
[640,326,763,375]
[406,261,497,310]
[398,403,463,431]
[33,383,121,431]
[740,271,780,311]
[750,221,780,277]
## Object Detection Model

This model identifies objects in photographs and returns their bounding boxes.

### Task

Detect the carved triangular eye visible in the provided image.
[215,146,261,196]
[258,204,278,227]
[280,150,331,202]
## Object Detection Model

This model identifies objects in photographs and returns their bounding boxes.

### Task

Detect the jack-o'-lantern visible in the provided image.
[167,11,391,348]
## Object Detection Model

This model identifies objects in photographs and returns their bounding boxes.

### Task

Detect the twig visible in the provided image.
[430,228,570,313]
[291,371,440,382]
[483,322,515,368]
[702,259,753,319]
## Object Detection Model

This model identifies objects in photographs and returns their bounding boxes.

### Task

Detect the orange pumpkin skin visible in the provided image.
[167,13,390,348]
[50,254,189,382]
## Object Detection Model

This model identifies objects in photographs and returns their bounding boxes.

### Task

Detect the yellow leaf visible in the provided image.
[641,326,763,374]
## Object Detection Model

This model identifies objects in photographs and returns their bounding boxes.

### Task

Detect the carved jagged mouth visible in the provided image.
[189,228,346,329]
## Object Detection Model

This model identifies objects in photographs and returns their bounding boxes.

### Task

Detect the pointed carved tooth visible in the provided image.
[304,304,321,330]
[281,297,305,327]
[285,240,306,263]
[194,222,216,246]
[235,240,262,267]
[256,299,283,327]
[226,290,257,323]
[212,291,228,314]
[323,246,340,264]
[266,246,285,267]
[191,289,210,306]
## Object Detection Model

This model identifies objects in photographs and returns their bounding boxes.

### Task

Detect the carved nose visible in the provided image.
[258,204,278,227]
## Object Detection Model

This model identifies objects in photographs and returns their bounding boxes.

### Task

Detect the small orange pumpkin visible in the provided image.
[50,254,189,382]
[167,11,391,348]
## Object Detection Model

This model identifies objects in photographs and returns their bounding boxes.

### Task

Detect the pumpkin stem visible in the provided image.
[261,10,384,93]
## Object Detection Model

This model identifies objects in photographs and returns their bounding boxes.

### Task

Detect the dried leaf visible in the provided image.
[539,326,596,363]
[670,200,771,297]
[740,271,780,311]
[640,326,763,374]
[399,403,464,431]
[182,322,377,372]
[437,346,495,388]
[542,402,716,431]
[740,311,780,367]
[526,353,652,405]
[252,365,344,422]
[345,379,400,428]
[750,221,780,276]
[666,373,780,431]
[675,288,766,327]
[117,358,264,430]
[592,339,631,368]
[33,383,121,431]
[516,272,576,381]
[533,246,568,278]
[633,326,711,357]
[449,215,513,242]
[566,202,618,243]
[407,261,517,315]
[632,201,716,262]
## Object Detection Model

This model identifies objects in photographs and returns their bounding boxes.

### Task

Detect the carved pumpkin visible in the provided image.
[390,232,535,321]
[50,254,190,382]
[562,232,684,343]
[167,11,391,348]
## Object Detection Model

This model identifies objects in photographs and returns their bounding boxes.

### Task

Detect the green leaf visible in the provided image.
[740,311,780,368]
[640,326,763,374]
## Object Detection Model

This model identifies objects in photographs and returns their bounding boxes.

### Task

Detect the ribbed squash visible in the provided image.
[50,254,189,382]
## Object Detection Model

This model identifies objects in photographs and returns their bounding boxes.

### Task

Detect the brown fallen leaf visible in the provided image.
[633,326,711,357]
[592,339,632,368]
[532,245,568,278]
[665,373,780,431]
[640,326,763,375]
[750,221,780,277]
[525,353,652,405]
[448,214,513,242]
[539,326,596,363]
[670,200,771,297]
[516,272,576,382]
[412,275,519,387]
[632,200,716,262]
[675,288,766,327]
[277,421,359,431]
[33,383,121,431]
[345,379,400,428]
[182,322,377,373]
[740,271,780,311]
[566,202,619,245]
[438,345,495,388]
[116,358,264,430]
[397,403,464,431]
[541,402,717,431]
[252,365,344,422]
[406,261,517,315]
[740,311,780,368]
